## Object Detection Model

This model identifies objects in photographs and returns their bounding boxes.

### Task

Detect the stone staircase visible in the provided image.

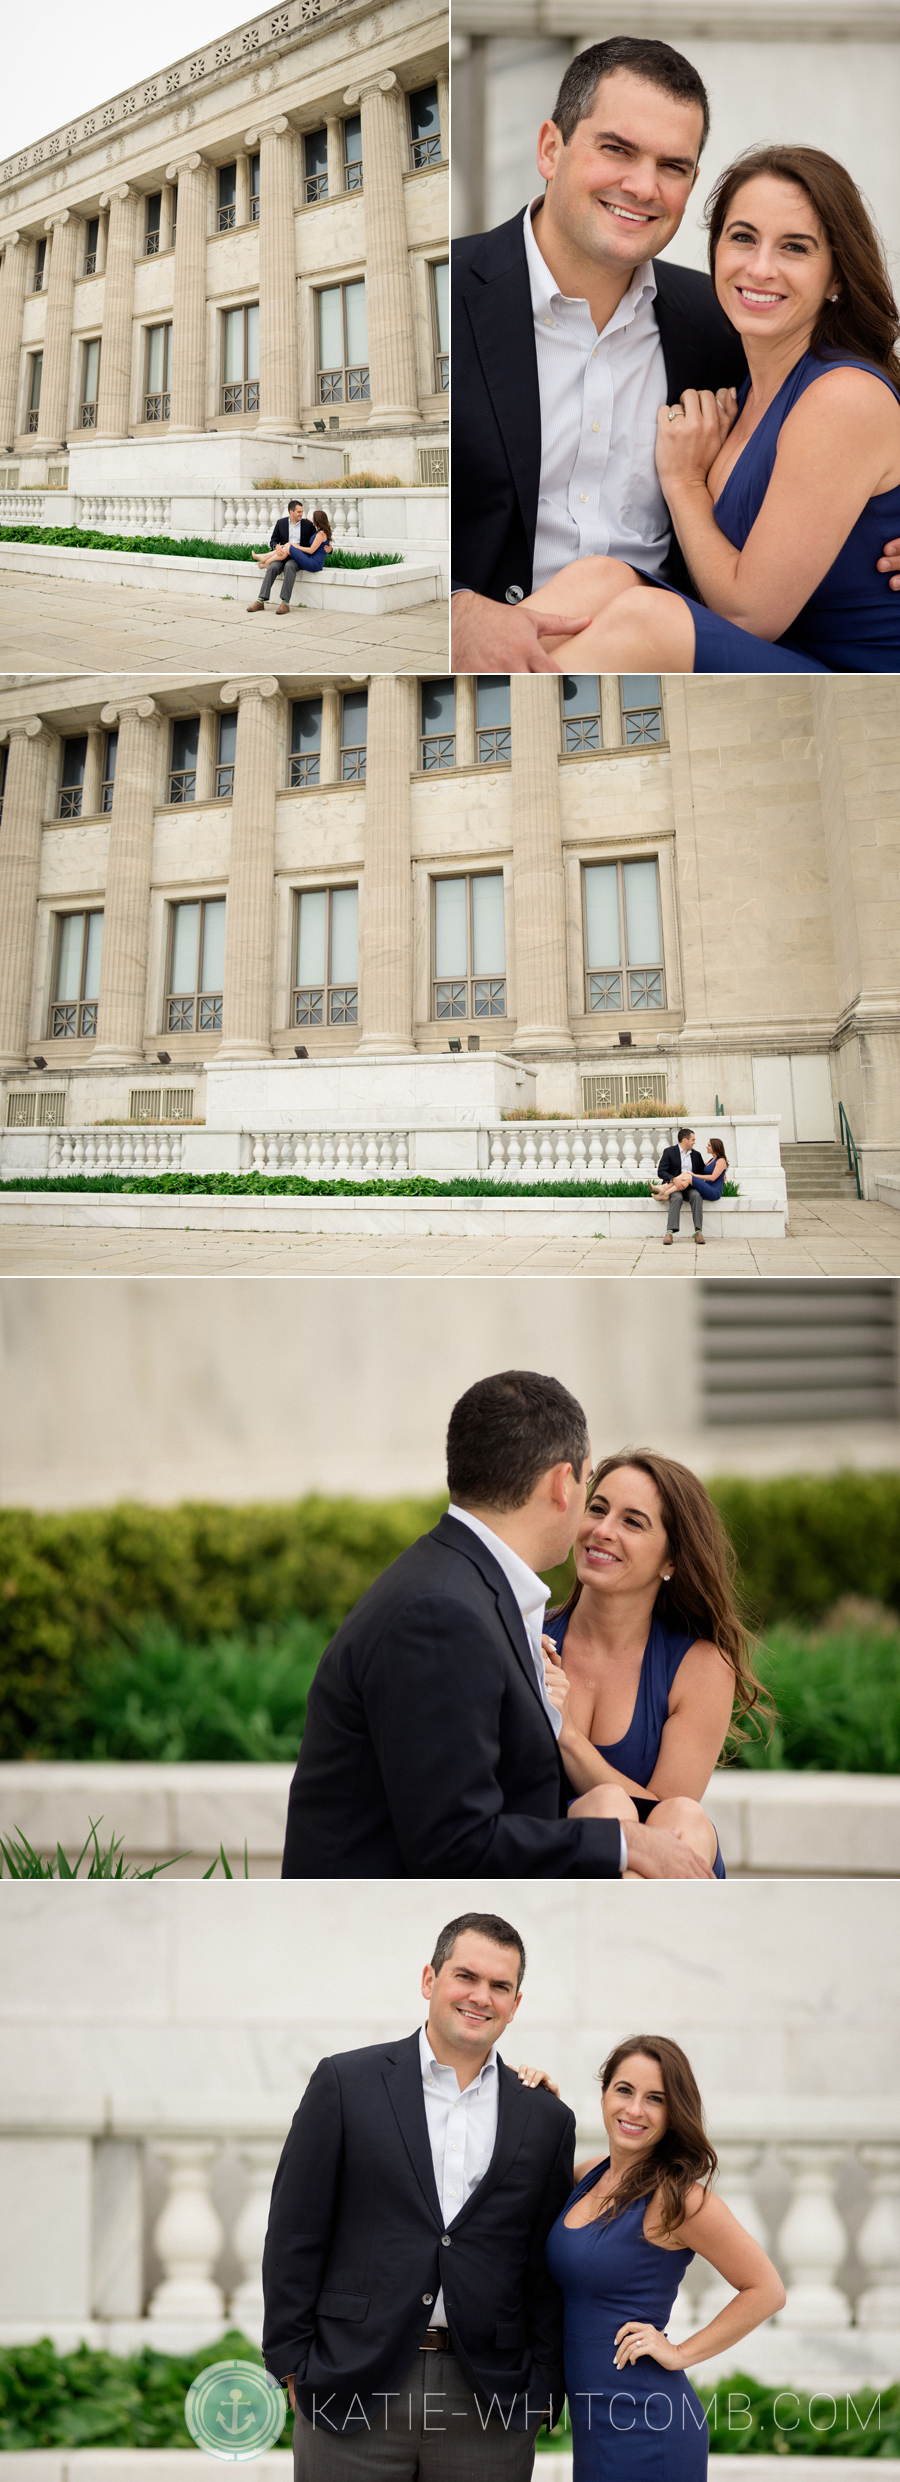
[780,1140,857,1198]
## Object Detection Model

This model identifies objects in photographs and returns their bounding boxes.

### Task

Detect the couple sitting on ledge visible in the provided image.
[652,1126,728,1244]
[247,496,333,614]
[281,1369,771,1880]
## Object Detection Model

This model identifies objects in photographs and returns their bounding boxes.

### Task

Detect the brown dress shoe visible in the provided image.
[246,600,264,612]
[663,1232,673,1246]
[694,1231,705,1244]
[276,603,292,614]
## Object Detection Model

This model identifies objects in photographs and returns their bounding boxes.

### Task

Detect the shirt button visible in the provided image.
[543,315,553,326]
[592,422,600,432]
[579,494,588,503]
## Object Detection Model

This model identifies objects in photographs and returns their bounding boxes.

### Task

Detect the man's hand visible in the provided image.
[451,589,592,674]
[877,538,900,587]
[285,2378,296,2412]
[623,1822,713,1880]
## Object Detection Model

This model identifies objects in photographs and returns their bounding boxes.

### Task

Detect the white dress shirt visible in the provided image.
[420,2022,500,2324]
[523,198,671,593]
[679,1147,695,1176]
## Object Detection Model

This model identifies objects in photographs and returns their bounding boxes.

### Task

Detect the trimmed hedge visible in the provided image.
[0,524,401,568]
[0,1173,737,1200]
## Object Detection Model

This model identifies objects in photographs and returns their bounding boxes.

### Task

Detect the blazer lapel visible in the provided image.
[448,2058,532,2234]
[466,218,541,562]
[431,1514,557,1741]
[381,2031,443,2229]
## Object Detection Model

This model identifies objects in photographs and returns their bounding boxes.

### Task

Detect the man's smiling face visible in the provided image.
[537,67,703,274]
[422,1930,523,2062]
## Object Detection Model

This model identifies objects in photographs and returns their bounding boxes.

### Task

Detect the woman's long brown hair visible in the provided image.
[706,145,900,393]
[551,1448,773,1751]
[594,2037,717,2237]
[312,507,333,542]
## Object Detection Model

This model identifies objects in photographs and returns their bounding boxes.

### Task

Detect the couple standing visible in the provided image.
[262,1911,785,2480]
[451,32,900,673]
[282,1370,769,1880]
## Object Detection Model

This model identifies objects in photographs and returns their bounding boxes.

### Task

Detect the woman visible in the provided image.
[542,1452,770,1876]
[653,1138,728,1209]
[523,147,900,671]
[538,2037,785,2479]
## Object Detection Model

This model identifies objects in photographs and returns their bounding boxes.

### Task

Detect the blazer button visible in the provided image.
[505,585,524,604]
[441,2234,451,2246]
[422,2294,434,2306]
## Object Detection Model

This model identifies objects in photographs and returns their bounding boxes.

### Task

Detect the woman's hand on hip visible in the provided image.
[515,2063,561,2095]
[655,387,737,492]
[614,2322,682,2372]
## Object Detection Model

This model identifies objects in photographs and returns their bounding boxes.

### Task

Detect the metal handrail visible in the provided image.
[838,1100,862,1197]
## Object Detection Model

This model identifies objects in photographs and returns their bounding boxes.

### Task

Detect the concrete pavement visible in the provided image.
[0,565,449,672]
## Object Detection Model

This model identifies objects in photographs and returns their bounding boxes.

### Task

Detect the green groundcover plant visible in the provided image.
[0,523,402,568]
[0,1171,737,1200]
[537,2375,900,2456]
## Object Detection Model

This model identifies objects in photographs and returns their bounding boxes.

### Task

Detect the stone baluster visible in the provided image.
[343,74,420,427]
[775,2145,852,2328]
[0,719,53,1070]
[91,698,161,1064]
[320,687,341,784]
[0,235,29,447]
[245,119,298,433]
[166,155,209,432]
[229,2140,282,2332]
[454,674,476,768]
[148,2140,226,2321]
[217,680,281,1060]
[357,674,416,1051]
[325,116,344,199]
[696,2146,767,2326]
[96,186,139,438]
[509,678,574,1054]
[856,2144,900,2327]
[38,212,81,445]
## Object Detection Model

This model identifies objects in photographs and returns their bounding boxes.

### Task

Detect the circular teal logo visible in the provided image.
[184,2360,287,2462]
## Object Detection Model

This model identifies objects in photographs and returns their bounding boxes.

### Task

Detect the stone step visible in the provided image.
[780,1142,856,1197]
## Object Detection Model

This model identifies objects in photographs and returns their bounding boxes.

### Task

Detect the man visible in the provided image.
[656,1126,705,1247]
[262,1912,574,2479]
[451,34,900,672]
[247,497,317,613]
[281,1369,712,1879]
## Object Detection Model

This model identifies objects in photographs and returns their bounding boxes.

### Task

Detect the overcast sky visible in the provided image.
[1,0,245,160]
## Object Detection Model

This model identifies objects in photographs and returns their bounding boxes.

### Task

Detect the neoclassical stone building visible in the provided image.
[0,0,448,498]
[0,669,897,1188]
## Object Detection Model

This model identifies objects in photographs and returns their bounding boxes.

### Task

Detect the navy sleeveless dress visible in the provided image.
[643,349,900,672]
[287,540,329,572]
[544,1609,726,1877]
[689,1159,726,1203]
[546,2159,706,2480]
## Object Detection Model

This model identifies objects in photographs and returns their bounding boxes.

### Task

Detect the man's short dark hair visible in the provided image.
[551,36,710,156]
[677,1127,695,1143]
[431,1912,527,1991]
[447,1369,590,1511]
[288,496,303,510]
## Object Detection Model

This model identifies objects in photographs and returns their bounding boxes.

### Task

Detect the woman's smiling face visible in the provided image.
[574,1463,671,1602]
[714,172,837,350]
[602,2053,669,2160]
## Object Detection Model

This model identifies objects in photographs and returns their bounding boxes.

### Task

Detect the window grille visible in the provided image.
[698,1281,900,1426]
[581,1071,668,1114]
[418,446,448,487]
[85,252,97,274]
[80,401,97,427]
[218,204,237,229]
[583,859,665,1014]
[477,727,510,765]
[420,679,455,771]
[6,1091,66,1128]
[129,1088,194,1122]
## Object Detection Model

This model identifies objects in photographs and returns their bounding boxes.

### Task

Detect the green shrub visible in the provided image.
[0,1172,736,1199]
[735,1605,900,1773]
[706,1473,900,1628]
[537,2376,900,2455]
[0,2330,291,2451]
[0,524,401,568]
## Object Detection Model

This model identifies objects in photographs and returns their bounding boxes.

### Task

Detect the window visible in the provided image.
[216,711,236,798]
[28,353,42,433]
[250,154,260,221]
[290,697,322,787]
[101,729,117,813]
[343,112,363,190]
[304,129,328,204]
[430,261,448,392]
[85,217,99,276]
[217,164,237,230]
[317,281,368,403]
[80,338,100,428]
[50,910,103,1038]
[476,677,510,765]
[699,1280,900,1427]
[294,886,358,1026]
[583,858,665,1013]
[340,690,367,781]
[621,674,663,745]
[433,874,506,1020]
[166,898,226,1032]
[145,324,172,421]
[222,304,259,413]
[169,716,199,802]
[409,83,441,170]
[34,238,46,292]
[421,679,455,769]
[145,193,162,254]
[58,735,87,818]
[561,675,602,752]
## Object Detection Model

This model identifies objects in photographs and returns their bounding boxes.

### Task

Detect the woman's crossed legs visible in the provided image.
[522,556,696,672]
[581,1784,719,1876]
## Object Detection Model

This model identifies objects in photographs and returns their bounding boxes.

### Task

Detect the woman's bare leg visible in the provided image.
[551,582,696,672]
[648,1796,718,1868]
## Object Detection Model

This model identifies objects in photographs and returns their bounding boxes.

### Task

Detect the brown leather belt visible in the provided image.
[420,2326,451,2351]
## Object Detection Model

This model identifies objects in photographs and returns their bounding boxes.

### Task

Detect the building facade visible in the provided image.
[0,669,898,1186]
[0,0,448,497]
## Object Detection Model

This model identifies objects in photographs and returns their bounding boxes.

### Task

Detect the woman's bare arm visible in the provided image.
[644,1643,735,1801]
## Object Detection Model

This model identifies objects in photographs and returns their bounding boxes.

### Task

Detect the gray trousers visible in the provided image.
[667,1186,703,1233]
[292,2349,539,2482]
[258,553,299,602]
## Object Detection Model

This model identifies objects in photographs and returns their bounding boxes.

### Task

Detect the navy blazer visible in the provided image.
[657,1145,705,1180]
[269,515,316,550]
[451,209,748,601]
[281,1512,622,1878]
[262,2027,575,2431]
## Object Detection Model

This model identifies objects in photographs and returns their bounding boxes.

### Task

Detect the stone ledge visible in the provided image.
[874,1176,900,1213]
[0,543,443,610]
[0,2459,898,2480]
[0,1195,786,1237]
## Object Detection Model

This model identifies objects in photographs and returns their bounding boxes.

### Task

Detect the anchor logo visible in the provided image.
[216,2387,257,2437]
[185,2355,287,2459]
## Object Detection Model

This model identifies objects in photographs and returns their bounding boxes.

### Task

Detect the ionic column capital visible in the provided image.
[343,72,398,105]
[99,183,138,208]
[243,117,289,147]
[220,676,280,706]
[3,230,25,249]
[44,208,73,232]
[5,715,54,746]
[164,152,204,182]
[100,697,160,726]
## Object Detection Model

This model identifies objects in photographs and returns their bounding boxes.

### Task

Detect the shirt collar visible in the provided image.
[420,2022,499,2093]
[523,195,658,335]
[447,1503,549,1623]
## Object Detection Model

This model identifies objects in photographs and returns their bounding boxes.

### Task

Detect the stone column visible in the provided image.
[320,686,341,783]
[357,673,415,1052]
[0,719,52,1070]
[217,678,281,1060]
[437,71,450,160]
[165,153,209,433]
[37,211,80,446]
[91,697,161,1065]
[0,234,29,447]
[509,676,574,1052]
[196,708,217,802]
[454,674,476,767]
[96,185,139,439]
[236,153,251,230]
[245,118,298,434]
[325,116,344,199]
[342,74,421,427]
[600,675,622,747]
[82,730,104,819]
